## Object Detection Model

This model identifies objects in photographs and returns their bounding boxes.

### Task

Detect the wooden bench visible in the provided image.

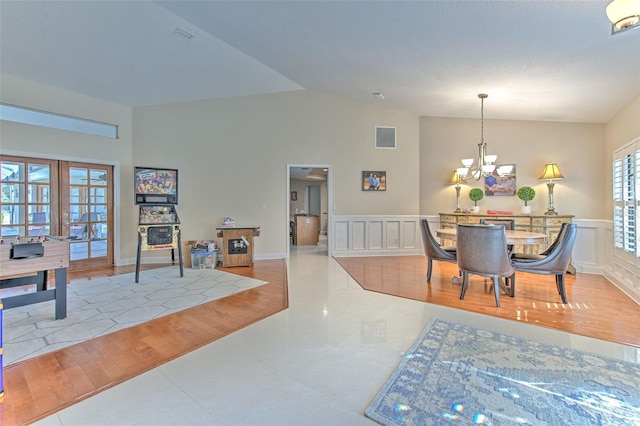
[0,238,69,320]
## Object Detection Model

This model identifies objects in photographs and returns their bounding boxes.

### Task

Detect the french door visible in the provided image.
[0,155,113,270]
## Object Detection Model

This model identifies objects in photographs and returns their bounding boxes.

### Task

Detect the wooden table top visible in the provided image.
[436,227,547,245]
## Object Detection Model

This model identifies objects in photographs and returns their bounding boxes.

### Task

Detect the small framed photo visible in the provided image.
[290,191,297,201]
[485,164,517,196]
[362,171,386,191]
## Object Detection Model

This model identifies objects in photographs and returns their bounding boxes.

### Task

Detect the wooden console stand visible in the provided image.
[216,226,260,267]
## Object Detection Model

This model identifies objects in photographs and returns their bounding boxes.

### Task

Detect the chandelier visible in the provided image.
[606,0,640,35]
[457,94,512,182]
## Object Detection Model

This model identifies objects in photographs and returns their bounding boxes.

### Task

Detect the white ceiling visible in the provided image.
[1,1,639,123]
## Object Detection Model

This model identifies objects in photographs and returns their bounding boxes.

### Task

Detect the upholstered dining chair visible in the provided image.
[511,222,569,261]
[480,217,515,253]
[456,224,515,307]
[420,219,457,282]
[479,218,514,229]
[511,223,577,304]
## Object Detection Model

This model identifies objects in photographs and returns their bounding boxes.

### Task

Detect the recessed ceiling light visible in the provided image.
[174,27,194,40]
[373,92,384,100]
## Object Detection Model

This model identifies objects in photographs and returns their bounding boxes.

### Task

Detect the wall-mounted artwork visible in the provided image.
[290,191,297,201]
[362,171,386,191]
[484,164,516,196]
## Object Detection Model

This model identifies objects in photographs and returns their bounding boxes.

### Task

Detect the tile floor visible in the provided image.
[3,268,266,365]
[34,243,639,426]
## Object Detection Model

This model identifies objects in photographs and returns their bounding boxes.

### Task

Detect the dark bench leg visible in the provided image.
[55,268,67,320]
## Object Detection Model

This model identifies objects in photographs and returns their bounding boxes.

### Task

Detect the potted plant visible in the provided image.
[468,188,484,213]
[517,186,536,214]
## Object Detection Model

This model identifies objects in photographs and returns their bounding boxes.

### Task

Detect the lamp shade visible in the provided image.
[606,0,640,32]
[450,170,462,184]
[539,163,564,180]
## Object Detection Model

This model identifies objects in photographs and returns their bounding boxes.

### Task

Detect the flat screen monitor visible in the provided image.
[134,166,178,204]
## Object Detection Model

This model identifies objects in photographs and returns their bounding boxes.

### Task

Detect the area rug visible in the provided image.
[2,266,266,365]
[365,318,640,425]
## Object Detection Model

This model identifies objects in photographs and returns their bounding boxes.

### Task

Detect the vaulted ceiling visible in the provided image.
[1,1,639,123]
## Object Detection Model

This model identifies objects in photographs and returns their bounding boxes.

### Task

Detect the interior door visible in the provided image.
[59,161,114,270]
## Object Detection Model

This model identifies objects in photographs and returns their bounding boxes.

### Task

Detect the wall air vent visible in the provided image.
[375,126,396,149]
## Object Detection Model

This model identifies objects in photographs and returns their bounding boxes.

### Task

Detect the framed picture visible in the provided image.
[362,170,386,191]
[290,191,297,201]
[484,164,516,196]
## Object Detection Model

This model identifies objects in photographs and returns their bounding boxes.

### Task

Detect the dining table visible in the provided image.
[435,226,548,296]
[435,227,548,246]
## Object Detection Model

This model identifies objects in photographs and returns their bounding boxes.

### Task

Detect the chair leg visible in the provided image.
[508,273,516,297]
[556,274,568,304]
[427,258,433,282]
[492,276,501,307]
[459,272,468,300]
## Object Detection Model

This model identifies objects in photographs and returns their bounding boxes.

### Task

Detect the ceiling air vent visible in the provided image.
[375,126,396,149]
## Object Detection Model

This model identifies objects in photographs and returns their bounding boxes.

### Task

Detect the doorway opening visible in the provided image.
[287,164,331,257]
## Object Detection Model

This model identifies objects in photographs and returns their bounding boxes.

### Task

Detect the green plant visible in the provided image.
[468,188,484,206]
[517,186,536,206]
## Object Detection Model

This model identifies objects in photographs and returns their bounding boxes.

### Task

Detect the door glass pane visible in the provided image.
[70,167,88,185]
[28,183,51,203]
[1,183,25,202]
[28,224,50,236]
[1,225,24,237]
[28,206,50,223]
[28,164,50,183]
[90,169,107,186]
[71,241,89,260]
[69,204,84,222]
[91,187,106,203]
[1,204,25,224]
[1,161,24,181]
[90,239,107,258]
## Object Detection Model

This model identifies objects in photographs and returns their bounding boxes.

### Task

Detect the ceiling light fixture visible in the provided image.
[373,92,384,100]
[456,94,512,182]
[606,0,640,35]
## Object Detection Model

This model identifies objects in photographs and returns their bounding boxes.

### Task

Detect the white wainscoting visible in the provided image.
[331,215,423,256]
[331,215,639,305]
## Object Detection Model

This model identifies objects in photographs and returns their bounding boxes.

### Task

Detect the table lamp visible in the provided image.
[539,163,564,215]
[450,169,465,213]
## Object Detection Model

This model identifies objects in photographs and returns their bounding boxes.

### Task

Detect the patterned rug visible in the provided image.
[3,266,266,365]
[365,318,640,425]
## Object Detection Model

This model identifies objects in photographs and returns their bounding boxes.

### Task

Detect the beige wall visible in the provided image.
[0,75,135,261]
[3,74,638,262]
[420,116,607,218]
[132,90,420,257]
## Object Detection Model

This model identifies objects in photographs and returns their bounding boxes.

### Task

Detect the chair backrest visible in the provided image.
[516,224,577,274]
[479,218,514,230]
[456,224,513,277]
[540,222,569,256]
[420,219,456,261]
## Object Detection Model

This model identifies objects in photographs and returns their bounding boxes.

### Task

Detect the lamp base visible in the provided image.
[544,209,558,216]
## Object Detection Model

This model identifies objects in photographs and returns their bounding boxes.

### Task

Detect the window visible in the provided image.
[613,138,640,264]
[0,103,118,139]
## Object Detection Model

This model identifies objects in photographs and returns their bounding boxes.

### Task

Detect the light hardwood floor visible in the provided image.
[1,256,638,425]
